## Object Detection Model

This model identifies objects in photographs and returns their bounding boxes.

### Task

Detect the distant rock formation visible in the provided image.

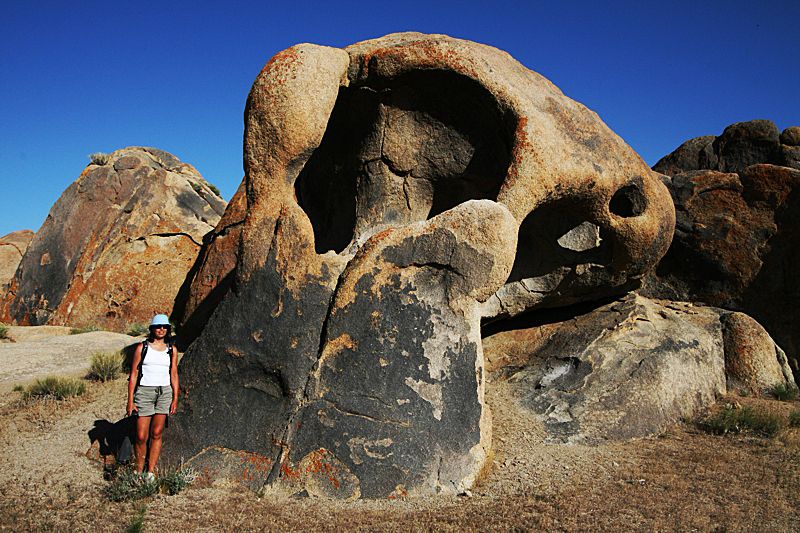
[0,147,226,331]
[643,120,800,382]
[0,230,34,292]
[168,32,675,499]
[653,120,800,175]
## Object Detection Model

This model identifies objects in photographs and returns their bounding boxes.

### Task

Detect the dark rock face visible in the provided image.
[653,120,799,176]
[483,294,795,444]
[0,148,226,331]
[169,33,675,498]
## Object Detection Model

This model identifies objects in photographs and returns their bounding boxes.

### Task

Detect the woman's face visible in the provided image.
[153,325,169,340]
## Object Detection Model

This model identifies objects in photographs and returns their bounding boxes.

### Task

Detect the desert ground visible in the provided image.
[1,326,799,532]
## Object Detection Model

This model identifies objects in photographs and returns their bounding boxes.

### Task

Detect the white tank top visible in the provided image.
[140,344,171,387]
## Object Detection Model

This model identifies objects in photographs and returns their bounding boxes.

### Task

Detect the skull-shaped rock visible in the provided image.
[169,33,674,498]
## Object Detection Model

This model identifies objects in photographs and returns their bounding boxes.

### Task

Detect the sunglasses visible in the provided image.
[153,325,170,330]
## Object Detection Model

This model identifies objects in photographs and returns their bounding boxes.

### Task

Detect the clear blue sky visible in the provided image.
[1,0,797,237]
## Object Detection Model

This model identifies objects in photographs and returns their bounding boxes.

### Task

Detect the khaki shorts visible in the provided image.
[134,385,173,417]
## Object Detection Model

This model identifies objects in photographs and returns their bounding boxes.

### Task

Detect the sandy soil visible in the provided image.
[1,327,799,532]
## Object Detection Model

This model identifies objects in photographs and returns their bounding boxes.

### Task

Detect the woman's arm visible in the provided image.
[127,343,143,416]
[169,345,179,416]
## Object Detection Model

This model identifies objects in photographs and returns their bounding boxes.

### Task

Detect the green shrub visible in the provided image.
[790,409,800,428]
[107,469,159,502]
[0,323,9,340]
[159,465,198,495]
[771,383,799,402]
[107,465,196,502]
[126,323,149,337]
[12,384,24,392]
[87,350,124,382]
[126,504,147,533]
[703,405,786,438]
[189,180,203,193]
[23,376,86,401]
[89,152,110,165]
[70,325,103,335]
[208,183,221,197]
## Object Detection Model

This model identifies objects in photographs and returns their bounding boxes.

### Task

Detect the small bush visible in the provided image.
[208,184,221,197]
[89,152,110,165]
[126,504,147,533]
[790,410,800,428]
[107,469,159,502]
[70,325,103,335]
[87,351,124,382]
[107,465,196,502]
[771,383,799,402]
[0,323,9,339]
[703,405,786,438]
[12,384,24,392]
[126,323,149,337]
[23,376,86,401]
[159,465,198,495]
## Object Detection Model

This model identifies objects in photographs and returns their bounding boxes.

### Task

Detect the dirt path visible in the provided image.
[0,327,142,394]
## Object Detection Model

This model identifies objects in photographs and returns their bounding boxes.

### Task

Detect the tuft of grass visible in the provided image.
[126,323,149,337]
[87,350,124,382]
[89,152,110,165]
[208,183,221,197]
[770,383,799,402]
[107,469,159,502]
[70,325,103,335]
[790,409,800,428]
[159,465,198,495]
[22,376,86,402]
[0,323,9,340]
[106,465,197,502]
[126,504,147,533]
[702,404,786,438]
[12,384,24,392]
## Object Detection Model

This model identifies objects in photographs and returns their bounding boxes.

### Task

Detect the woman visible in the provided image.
[127,314,179,479]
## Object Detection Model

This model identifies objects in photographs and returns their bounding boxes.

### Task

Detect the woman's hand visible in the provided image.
[126,401,136,417]
[169,400,177,416]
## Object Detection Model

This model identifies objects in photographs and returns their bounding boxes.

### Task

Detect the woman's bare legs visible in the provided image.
[147,414,167,473]
[135,416,151,473]
[134,414,168,474]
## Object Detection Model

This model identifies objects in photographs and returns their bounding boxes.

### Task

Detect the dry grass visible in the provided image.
[1,382,799,532]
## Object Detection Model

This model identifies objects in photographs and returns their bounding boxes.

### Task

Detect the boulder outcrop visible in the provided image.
[483,293,796,444]
[653,120,800,175]
[169,33,675,498]
[0,230,34,292]
[644,121,800,381]
[0,147,226,331]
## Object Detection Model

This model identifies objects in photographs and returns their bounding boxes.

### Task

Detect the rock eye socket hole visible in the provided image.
[294,70,515,255]
[506,201,612,284]
[609,182,647,218]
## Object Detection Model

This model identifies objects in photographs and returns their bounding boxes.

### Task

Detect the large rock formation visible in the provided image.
[653,120,800,175]
[0,230,34,292]
[0,148,226,331]
[483,294,796,444]
[169,33,675,498]
[643,120,800,381]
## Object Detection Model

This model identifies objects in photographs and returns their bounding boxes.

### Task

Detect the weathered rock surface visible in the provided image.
[641,162,800,381]
[173,181,246,344]
[0,230,34,292]
[0,148,226,331]
[482,294,796,444]
[653,120,800,176]
[170,33,674,498]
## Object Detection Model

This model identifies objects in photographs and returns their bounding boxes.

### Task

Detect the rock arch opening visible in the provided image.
[295,69,516,254]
